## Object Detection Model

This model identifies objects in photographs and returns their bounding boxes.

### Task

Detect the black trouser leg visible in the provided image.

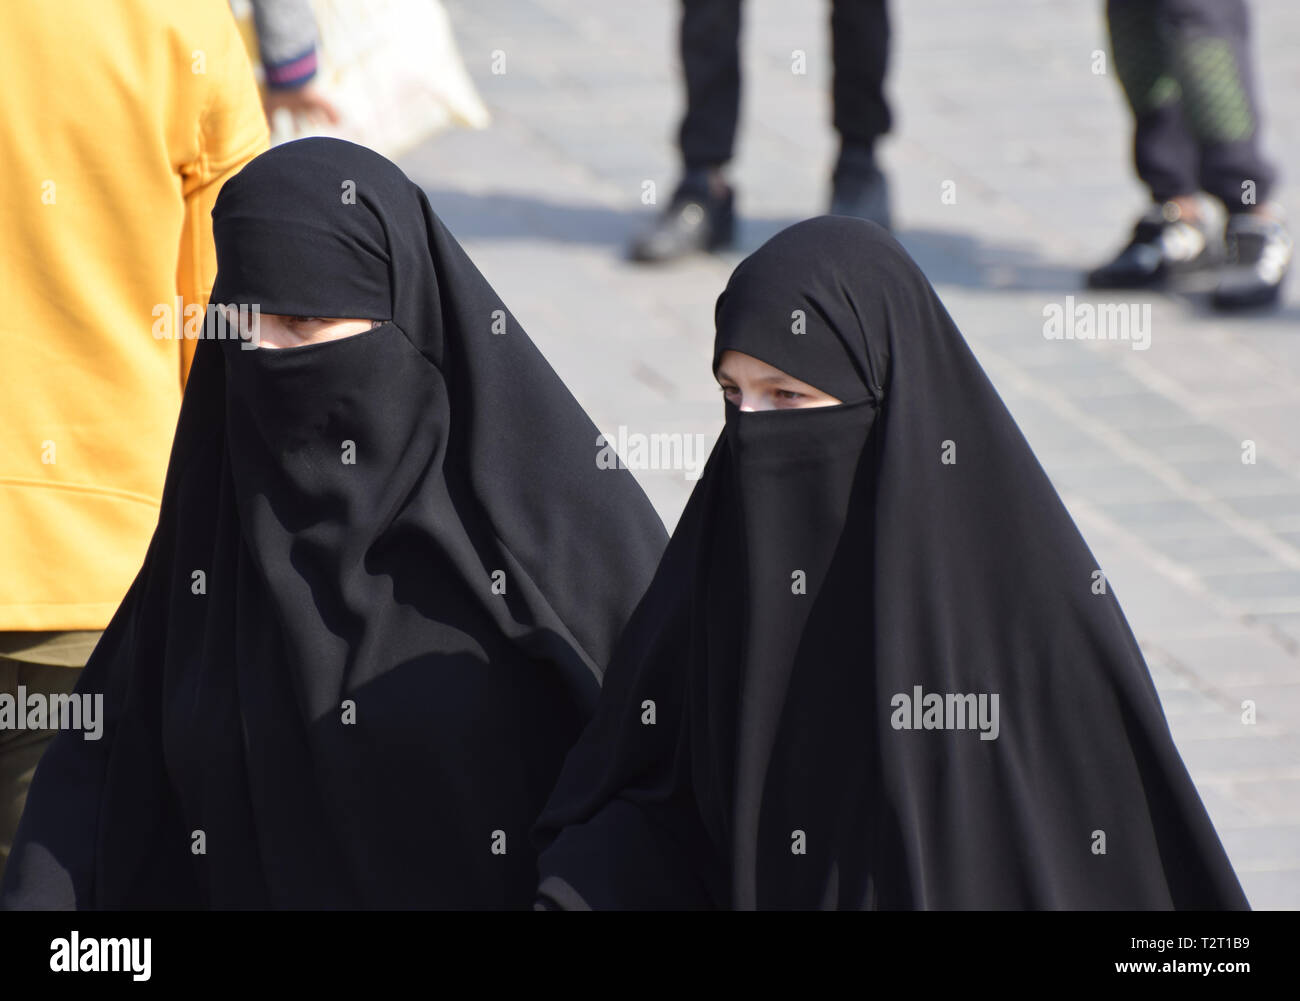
[0,660,83,884]
[830,0,891,156]
[1107,0,1276,208]
[678,0,744,169]
[1107,0,1200,202]
[1162,0,1276,209]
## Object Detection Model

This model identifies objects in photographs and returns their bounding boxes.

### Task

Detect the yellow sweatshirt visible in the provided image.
[0,1,269,631]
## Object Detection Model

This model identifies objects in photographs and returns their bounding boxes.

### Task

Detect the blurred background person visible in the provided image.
[1087,0,1292,309]
[0,0,269,881]
[629,0,893,263]
[246,0,343,128]
[236,0,489,160]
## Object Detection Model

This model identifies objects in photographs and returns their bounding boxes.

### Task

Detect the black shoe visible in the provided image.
[1212,213,1293,311]
[829,146,891,230]
[1086,201,1217,289]
[627,175,734,263]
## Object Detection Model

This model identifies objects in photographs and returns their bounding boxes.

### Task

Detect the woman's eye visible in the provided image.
[775,389,804,400]
[719,384,739,397]
[286,316,321,326]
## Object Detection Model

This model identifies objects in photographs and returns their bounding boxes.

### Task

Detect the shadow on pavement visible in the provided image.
[419,186,1294,319]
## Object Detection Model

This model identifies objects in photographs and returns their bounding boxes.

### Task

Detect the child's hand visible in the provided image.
[263,83,341,128]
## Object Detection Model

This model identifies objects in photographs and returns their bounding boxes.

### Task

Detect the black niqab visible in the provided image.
[533,216,1249,910]
[1,138,667,909]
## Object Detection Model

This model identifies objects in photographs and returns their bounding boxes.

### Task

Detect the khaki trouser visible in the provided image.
[0,631,100,883]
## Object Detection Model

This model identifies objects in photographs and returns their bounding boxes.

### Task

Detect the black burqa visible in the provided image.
[1,138,667,909]
[532,216,1250,910]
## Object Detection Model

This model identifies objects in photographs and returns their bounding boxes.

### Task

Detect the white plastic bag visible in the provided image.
[237,0,490,158]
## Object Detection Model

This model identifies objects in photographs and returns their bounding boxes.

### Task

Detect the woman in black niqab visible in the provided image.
[1,138,667,909]
[533,215,1249,910]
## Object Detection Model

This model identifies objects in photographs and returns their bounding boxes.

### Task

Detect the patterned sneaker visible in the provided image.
[1086,200,1217,289]
[1212,213,1293,310]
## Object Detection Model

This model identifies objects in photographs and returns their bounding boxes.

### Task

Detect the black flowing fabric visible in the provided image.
[533,216,1249,910]
[0,138,667,909]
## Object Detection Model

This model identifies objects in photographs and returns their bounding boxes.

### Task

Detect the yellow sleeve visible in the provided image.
[176,15,270,388]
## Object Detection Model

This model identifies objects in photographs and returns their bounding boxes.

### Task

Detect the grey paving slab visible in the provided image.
[1238,869,1300,912]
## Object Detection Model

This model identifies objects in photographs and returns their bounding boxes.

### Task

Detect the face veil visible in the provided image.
[533,216,1249,911]
[0,138,668,910]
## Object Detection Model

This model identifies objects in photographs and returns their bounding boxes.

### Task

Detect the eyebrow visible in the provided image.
[716,368,801,386]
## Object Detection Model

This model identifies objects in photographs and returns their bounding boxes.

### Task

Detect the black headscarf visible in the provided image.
[532,216,1249,910]
[1,138,667,909]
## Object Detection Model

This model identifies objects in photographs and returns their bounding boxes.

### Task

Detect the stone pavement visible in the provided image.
[404,0,1300,908]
